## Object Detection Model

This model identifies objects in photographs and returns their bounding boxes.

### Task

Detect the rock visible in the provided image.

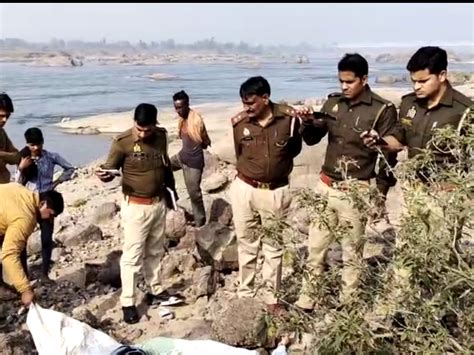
[193,265,219,298]
[70,57,83,67]
[209,135,236,164]
[160,254,180,280]
[195,222,239,271]
[97,251,122,288]
[51,247,65,262]
[92,202,120,223]
[165,208,187,241]
[56,266,87,288]
[202,172,228,193]
[0,332,35,355]
[77,127,101,135]
[85,250,122,288]
[208,198,233,226]
[178,252,197,273]
[26,230,42,254]
[71,307,98,328]
[56,224,103,247]
[202,151,221,179]
[176,229,196,250]
[374,75,406,85]
[296,55,310,64]
[211,298,268,348]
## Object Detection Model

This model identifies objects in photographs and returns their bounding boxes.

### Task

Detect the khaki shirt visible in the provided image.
[102,127,169,198]
[0,128,20,184]
[395,83,473,160]
[300,86,399,181]
[232,102,302,183]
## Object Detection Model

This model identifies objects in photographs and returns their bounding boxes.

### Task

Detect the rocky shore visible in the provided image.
[1,83,473,354]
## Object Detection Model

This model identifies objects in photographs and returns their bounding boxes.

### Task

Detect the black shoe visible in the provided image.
[122,306,139,324]
[146,290,171,306]
[146,290,185,306]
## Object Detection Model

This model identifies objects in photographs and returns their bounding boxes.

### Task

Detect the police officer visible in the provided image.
[230,76,302,314]
[361,46,473,316]
[295,53,399,311]
[363,46,473,166]
[0,93,20,184]
[96,103,178,324]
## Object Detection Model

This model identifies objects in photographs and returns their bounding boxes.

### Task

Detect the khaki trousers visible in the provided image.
[230,176,292,305]
[296,179,367,309]
[119,197,166,307]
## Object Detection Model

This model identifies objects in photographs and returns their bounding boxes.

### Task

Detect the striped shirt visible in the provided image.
[15,150,75,192]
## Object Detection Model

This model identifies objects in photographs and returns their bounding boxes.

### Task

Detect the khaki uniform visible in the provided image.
[296,86,399,309]
[0,128,19,184]
[231,102,302,305]
[102,127,171,307]
[375,84,474,315]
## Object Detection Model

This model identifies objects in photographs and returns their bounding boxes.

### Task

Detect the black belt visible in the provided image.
[237,172,288,190]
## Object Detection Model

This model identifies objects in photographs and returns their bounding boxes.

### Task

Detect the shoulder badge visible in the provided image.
[231,111,248,127]
[331,103,339,113]
[328,92,342,98]
[406,105,417,119]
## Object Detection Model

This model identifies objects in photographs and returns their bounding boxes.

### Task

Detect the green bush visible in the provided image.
[260,106,474,353]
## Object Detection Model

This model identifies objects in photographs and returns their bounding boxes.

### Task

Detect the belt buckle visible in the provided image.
[257,181,271,190]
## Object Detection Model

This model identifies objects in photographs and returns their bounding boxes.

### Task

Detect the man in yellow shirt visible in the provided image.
[0,183,64,306]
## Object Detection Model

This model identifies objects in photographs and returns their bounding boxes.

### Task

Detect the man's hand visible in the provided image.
[21,289,35,307]
[360,129,386,149]
[18,156,33,171]
[294,106,315,123]
[95,169,115,183]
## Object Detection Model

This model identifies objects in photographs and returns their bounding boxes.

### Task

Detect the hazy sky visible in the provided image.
[1,3,473,45]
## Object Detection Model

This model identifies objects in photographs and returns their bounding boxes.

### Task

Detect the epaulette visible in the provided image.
[275,103,297,118]
[401,92,416,99]
[453,90,474,107]
[328,92,342,98]
[231,111,248,126]
[114,129,133,142]
[371,92,394,106]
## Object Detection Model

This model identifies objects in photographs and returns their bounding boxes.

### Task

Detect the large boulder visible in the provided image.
[91,202,120,224]
[56,224,103,247]
[193,265,219,298]
[211,298,268,348]
[85,250,122,288]
[195,222,239,271]
[165,208,187,241]
[202,172,228,193]
[202,151,220,179]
